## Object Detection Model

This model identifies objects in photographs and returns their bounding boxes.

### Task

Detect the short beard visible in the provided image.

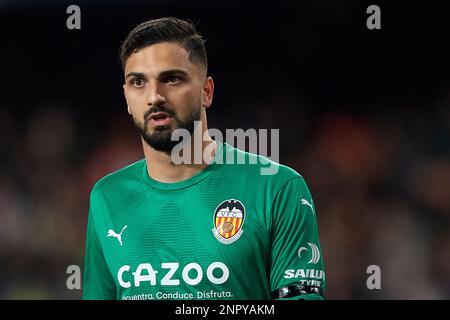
[132,106,201,154]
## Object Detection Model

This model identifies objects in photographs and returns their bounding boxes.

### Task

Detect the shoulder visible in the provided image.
[90,159,145,199]
[220,142,305,189]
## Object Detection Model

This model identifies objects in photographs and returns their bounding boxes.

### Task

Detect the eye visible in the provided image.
[131,78,145,88]
[164,76,181,84]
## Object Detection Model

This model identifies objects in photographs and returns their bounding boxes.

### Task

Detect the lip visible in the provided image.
[149,112,171,120]
[149,112,173,126]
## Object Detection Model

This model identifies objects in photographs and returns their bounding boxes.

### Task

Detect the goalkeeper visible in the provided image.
[83,17,325,300]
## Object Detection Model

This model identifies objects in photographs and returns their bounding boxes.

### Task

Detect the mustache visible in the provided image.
[144,105,176,121]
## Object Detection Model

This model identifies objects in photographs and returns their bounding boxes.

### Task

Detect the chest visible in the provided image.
[101,192,271,280]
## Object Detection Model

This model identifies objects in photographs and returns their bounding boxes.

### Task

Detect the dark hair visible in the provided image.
[120,17,207,71]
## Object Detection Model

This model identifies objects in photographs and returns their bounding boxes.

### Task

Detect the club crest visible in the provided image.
[212,199,245,245]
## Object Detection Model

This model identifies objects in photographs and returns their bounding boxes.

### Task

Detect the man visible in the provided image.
[83,17,325,300]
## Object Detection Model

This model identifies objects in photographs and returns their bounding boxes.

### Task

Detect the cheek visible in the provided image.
[174,86,202,107]
[125,94,144,115]
[125,92,137,106]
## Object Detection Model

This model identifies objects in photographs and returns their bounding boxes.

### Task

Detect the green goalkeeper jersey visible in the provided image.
[83,141,325,300]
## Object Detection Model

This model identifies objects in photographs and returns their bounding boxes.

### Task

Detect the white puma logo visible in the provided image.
[107,225,127,246]
[301,198,315,215]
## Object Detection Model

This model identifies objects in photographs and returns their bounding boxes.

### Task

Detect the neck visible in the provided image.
[142,121,217,183]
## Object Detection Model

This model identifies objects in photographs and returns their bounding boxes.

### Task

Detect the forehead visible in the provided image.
[124,42,197,76]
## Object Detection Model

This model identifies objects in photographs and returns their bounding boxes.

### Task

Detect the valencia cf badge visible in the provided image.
[212,199,245,244]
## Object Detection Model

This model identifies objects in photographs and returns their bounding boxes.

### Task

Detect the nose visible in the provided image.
[147,82,167,107]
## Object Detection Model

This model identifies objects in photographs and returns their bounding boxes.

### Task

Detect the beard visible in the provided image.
[132,104,201,153]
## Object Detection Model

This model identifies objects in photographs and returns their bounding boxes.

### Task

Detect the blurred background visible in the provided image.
[0,0,449,299]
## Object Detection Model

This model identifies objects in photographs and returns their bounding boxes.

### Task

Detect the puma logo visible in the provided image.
[301,199,315,215]
[107,225,127,246]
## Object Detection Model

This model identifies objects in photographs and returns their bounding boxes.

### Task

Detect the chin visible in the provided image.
[153,125,173,132]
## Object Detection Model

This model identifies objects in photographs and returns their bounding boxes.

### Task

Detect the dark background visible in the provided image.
[0,0,449,299]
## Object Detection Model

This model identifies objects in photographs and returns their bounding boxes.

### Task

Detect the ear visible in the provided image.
[123,84,132,115]
[202,76,214,109]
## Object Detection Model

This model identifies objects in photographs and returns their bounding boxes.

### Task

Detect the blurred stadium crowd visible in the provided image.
[0,87,449,299]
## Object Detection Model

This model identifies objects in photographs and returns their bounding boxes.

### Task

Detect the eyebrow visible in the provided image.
[159,69,189,79]
[125,69,189,80]
[125,72,146,79]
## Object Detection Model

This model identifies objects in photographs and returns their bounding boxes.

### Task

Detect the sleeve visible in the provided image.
[269,176,326,300]
[82,189,117,300]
